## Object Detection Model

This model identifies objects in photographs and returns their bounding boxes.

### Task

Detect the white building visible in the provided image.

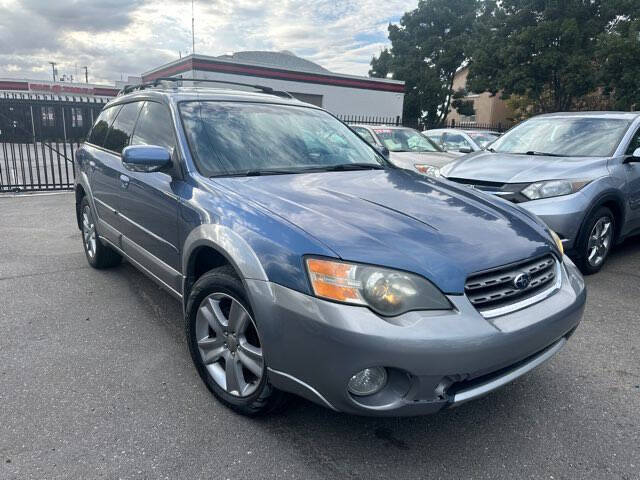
[141,51,405,121]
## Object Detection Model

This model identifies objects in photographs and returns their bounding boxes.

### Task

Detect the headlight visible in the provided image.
[549,229,564,256]
[521,179,591,200]
[305,258,451,316]
[414,164,441,177]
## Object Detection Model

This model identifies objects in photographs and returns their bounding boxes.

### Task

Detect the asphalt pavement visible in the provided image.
[0,192,638,479]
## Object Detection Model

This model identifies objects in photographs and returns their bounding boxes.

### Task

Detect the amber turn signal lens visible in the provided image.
[305,258,363,304]
[550,230,564,256]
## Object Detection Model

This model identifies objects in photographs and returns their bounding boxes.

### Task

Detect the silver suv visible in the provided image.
[441,112,640,273]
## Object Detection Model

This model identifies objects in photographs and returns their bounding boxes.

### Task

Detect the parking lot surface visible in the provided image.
[0,192,638,479]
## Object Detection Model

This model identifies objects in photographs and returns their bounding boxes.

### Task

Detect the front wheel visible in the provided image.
[79,197,122,269]
[575,206,615,275]
[185,267,288,416]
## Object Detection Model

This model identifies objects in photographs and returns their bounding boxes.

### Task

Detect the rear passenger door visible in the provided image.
[117,101,181,293]
[623,127,640,232]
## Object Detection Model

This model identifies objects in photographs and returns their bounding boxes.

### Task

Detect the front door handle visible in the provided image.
[120,174,130,189]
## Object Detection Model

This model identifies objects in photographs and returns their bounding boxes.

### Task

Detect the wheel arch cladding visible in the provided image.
[182,224,269,303]
[75,184,86,230]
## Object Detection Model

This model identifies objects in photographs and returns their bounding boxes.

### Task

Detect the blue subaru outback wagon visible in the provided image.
[74,78,586,416]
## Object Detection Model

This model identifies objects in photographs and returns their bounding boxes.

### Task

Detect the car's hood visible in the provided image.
[389,151,460,169]
[211,169,554,294]
[443,151,610,183]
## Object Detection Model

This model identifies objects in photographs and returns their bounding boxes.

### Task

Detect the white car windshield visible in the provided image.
[373,128,442,153]
[490,117,631,157]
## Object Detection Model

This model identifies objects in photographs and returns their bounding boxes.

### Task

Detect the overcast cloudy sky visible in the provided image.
[0,0,417,84]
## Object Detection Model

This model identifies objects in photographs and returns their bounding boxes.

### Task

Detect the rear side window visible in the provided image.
[131,102,176,152]
[87,106,121,147]
[103,102,142,154]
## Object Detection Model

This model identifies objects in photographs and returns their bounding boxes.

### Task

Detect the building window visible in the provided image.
[71,107,83,128]
[459,114,476,123]
[41,106,55,127]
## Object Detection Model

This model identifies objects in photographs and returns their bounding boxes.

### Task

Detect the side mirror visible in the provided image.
[459,147,473,154]
[632,147,640,161]
[122,145,171,173]
[377,145,390,159]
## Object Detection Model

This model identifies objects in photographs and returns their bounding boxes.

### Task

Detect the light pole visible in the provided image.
[48,61,57,82]
[83,66,88,83]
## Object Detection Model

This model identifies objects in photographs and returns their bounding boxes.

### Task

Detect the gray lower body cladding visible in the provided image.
[246,257,586,416]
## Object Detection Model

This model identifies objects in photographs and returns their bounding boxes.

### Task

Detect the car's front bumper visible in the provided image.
[519,192,591,250]
[247,256,586,416]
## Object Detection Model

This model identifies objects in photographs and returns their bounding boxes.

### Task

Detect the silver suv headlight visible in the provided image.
[521,179,591,200]
[305,257,451,316]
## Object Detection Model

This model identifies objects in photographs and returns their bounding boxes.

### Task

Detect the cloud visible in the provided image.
[0,0,416,84]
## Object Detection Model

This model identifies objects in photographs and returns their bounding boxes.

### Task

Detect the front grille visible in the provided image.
[465,254,558,315]
[447,178,530,203]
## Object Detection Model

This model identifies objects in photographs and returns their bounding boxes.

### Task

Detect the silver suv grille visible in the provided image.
[465,254,560,318]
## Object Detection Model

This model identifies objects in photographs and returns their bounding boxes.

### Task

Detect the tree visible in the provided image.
[597,15,640,110]
[370,0,481,125]
[467,0,623,113]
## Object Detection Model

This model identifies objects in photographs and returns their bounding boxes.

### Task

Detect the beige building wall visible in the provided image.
[448,66,513,126]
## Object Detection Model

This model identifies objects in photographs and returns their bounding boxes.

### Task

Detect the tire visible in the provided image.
[79,197,122,269]
[185,266,288,416]
[574,206,615,275]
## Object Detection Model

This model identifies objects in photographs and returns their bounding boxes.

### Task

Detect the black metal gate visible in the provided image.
[0,92,108,192]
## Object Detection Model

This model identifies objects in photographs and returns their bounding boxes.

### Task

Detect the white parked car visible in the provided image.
[424,128,500,153]
[351,125,460,177]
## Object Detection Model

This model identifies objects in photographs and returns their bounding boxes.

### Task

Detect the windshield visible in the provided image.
[373,128,443,153]
[468,132,499,149]
[179,102,384,176]
[490,117,631,157]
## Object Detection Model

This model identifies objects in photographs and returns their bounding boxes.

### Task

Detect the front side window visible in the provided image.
[179,102,383,176]
[624,127,640,155]
[103,102,142,154]
[353,126,376,145]
[373,128,442,153]
[87,105,121,147]
[490,117,632,157]
[131,101,176,152]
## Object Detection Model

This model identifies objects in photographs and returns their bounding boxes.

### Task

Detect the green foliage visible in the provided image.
[370,0,481,125]
[451,89,475,117]
[467,0,640,113]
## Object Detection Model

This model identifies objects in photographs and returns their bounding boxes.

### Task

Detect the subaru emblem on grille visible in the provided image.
[513,272,531,290]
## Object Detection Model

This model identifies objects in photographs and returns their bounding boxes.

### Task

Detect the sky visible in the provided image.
[0,0,418,85]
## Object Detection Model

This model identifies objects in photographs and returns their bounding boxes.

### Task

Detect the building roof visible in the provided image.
[215,50,330,74]
[142,52,404,93]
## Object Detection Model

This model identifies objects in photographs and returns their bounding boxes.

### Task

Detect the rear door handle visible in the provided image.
[120,174,130,189]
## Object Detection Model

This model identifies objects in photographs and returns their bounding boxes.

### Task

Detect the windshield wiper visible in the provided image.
[523,151,567,157]
[304,163,385,172]
[210,169,301,178]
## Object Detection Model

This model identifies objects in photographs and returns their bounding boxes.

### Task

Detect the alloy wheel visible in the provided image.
[82,205,97,259]
[195,293,264,397]
[587,216,612,268]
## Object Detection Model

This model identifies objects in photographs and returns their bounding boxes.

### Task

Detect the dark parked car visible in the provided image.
[441,112,640,273]
[74,79,585,417]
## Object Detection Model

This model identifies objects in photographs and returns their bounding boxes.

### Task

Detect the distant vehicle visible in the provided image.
[424,128,500,153]
[441,112,640,273]
[351,125,460,177]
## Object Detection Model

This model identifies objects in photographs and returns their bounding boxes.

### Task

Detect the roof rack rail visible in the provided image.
[117,77,294,99]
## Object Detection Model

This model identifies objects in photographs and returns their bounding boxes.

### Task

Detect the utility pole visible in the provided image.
[49,61,57,82]
[83,66,88,83]
[191,0,195,55]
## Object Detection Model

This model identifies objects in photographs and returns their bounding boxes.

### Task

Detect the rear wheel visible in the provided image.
[185,267,288,416]
[575,206,615,275]
[79,197,122,269]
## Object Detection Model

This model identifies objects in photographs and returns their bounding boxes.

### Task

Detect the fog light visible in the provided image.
[347,367,387,396]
